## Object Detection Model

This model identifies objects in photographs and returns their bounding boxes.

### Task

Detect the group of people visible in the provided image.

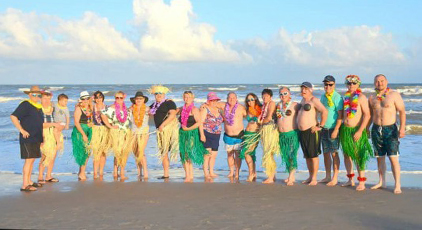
[11,74,406,194]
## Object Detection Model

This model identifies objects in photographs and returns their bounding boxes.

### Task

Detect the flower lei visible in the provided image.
[259,101,270,122]
[149,100,165,115]
[81,106,93,123]
[133,103,146,128]
[325,92,334,107]
[275,100,291,119]
[93,104,104,125]
[375,87,390,101]
[224,102,238,126]
[181,103,194,128]
[114,102,128,123]
[248,104,262,118]
[344,88,361,119]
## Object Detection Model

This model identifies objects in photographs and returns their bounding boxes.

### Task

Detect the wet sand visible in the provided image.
[1,170,422,229]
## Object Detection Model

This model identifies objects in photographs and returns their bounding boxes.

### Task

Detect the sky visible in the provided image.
[0,0,421,84]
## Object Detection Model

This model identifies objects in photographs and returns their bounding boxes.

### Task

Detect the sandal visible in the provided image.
[20,185,37,192]
[157,176,169,179]
[46,178,59,183]
[31,182,43,188]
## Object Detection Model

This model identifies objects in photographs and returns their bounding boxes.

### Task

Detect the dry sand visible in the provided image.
[0,170,421,230]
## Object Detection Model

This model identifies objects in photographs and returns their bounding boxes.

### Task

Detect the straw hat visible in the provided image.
[147,85,170,95]
[23,86,41,94]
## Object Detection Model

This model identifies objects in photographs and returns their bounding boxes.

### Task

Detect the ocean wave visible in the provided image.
[46,86,65,91]
[397,88,422,96]
[406,125,422,135]
[18,88,29,92]
[0,96,26,103]
[208,87,239,91]
[406,110,422,115]
[404,99,422,102]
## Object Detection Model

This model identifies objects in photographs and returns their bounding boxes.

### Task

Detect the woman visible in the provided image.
[199,92,224,181]
[129,91,150,179]
[38,90,61,183]
[241,93,262,182]
[177,91,207,182]
[91,91,110,179]
[72,91,93,181]
[101,91,132,180]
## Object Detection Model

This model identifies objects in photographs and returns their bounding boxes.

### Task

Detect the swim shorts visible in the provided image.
[321,128,340,154]
[20,142,42,159]
[371,124,400,157]
[203,130,221,151]
[299,128,321,158]
[223,130,244,152]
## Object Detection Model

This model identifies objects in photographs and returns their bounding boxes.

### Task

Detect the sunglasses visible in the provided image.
[94,96,103,99]
[279,92,289,96]
[324,83,334,87]
[31,94,42,98]
[154,92,164,95]
[347,82,358,86]
[115,96,124,100]
[80,98,89,101]
[246,98,255,102]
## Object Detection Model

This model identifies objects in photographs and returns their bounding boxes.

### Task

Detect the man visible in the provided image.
[276,87,300,186]
[296,82,328,186]
[10,86,44,191]
[219,92,247,179]
[148,85,179,179]
[339,75,373,191]
[319,75,343,186]
[369,74,406,194]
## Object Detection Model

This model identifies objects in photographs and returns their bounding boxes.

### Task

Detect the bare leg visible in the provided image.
[302,158,312,184]
[308,157,319,186]
[389,156,401,194]
[245,155,254,182]
[327,152,340,186]
[78,159,88,181]
[203,151,211,179]
[319,152,332,183]
[22,159,36,190]
[29,159,35,185]
[54,126,64,150]
[286,169,296,186]
[234,151,241,179]
[38,155,46,182]
[120,165,127,180]
[93,158,99,179]
[342,155,355,186]
[140,135,149,178]
[371,156,387,190]
[113,157,118,178]
[162,153,169,177]
[356,169,366,191]
[210,151,218,177]
[226,151,235,177]
[45,152,57,180]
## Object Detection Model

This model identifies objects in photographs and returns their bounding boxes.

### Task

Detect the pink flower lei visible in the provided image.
[149,99,165,115]
[224,102,238,126]
[114,102,128,123]
[181,103,194,128]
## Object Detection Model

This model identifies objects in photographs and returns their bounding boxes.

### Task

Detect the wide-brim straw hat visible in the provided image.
[147,85,170,95]
[23,86,41,94]
[130,91,149,104]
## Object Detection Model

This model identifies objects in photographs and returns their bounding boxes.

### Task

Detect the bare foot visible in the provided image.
[327,179,338,187]
[247,175,255,182]
[227,172,234,178]
[308,180,318,186]
[341,180,355,187]
[356,182,366,191]
[318,177,331,183]
[370,182,386,190]
[184,178,192,183]
[210,173,219,178]
[394,186,402,194]
[263,178,275,184]
[286,180,295,186]
[302,178,311,184]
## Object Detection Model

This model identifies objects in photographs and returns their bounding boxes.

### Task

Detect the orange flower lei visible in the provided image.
[133,104,146,128]
[248,104,262,118]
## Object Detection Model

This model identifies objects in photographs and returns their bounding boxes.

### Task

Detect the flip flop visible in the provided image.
[20,185,37,192]
[38,179,46,184]
[31,182,43,188]
[46,178,59,183]
[157,176,169,179]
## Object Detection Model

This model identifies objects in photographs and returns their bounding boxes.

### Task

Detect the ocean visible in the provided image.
[1,83,422,175]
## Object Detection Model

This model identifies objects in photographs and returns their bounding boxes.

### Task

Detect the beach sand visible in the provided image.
[1,169,422,229]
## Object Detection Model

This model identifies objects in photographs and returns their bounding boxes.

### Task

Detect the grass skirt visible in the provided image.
[179,128,206,165]
[109,128,132,167]
[156,119,179,163]
[260,122,280,177]
[279,130,299,173]
[40,127,62,166]
[240,131,259,163]
[71,124,92,166]
[131,133,148,163]
[340,125,373,170]
[90,125,110,161]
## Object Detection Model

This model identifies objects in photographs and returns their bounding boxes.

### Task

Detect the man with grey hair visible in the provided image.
[368,74,406,194]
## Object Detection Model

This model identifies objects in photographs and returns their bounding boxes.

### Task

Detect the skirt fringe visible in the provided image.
[240,131,260,163]
[156,119,179,163]
[260,123,280,177]
[340,125,373,170]
[179,128,206,165]
[90,125,110,161]
[109,128,132,167]
[71,124,92,166]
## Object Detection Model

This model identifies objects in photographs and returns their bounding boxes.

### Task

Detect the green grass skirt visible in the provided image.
[340,125,373,170]
[279,130,299,173]
[240,131,259,163]
[71,124,92,166]
[179,128,206,165]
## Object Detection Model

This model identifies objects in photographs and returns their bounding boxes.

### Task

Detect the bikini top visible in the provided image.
[297,99,313,112]
[246,115,258,122]
[178,115,196,128]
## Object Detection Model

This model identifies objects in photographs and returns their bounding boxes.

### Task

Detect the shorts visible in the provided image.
[203,131,221,151]
[321,128,340,154]
[20,142,42,159]
[223,131,244,152]
[371,124,400,157]
[299,128,321,159]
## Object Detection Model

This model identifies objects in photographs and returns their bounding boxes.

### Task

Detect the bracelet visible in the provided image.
[346,173,355,178]
[357,177,367,182]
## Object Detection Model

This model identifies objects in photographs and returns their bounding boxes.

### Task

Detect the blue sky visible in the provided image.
[0,0,421,84]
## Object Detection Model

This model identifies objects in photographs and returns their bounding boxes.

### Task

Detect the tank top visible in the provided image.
[42,106,55,123]
[93,105,106,126]
[80,110,89,124]
[203,107,223,134]
[178,115,196,128]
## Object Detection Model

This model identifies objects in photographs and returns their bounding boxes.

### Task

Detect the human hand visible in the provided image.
[353,130,362,142]
[21,129,30,138]
[331,129,339,139]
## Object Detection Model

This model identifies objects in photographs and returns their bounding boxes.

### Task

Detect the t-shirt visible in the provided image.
[102,106,132,129]
[320,91,343,129]
[53,102,70,124]
[11,101,44,143]
[150,100,177,128]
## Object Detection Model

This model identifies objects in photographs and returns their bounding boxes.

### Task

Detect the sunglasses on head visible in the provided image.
[115,96,124,100]
[154,92,163,95]
[324,83,334,87]
[184,91,192,94]
[31,93,42,98]
[279,92,289,96]
[246,98,255,102]
[347,82,358,86]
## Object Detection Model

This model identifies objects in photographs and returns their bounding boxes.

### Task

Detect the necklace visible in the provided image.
[114,102,128,123]
[181,103,194,128]
[276,100,291,119]
[375,87,390,101]
[149,100,165,115]
[133,104,146,128]
[344,88,361,119]
[224,102,238,126]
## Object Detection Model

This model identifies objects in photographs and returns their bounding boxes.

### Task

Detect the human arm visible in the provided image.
[199,105,207,142]
[74,107,88,142]
[354,94,371,141]
[158,109,177,132]
[261,101,275,124]
[10,115,30,138]
[183,107,201,131]
[395,92,406,138]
